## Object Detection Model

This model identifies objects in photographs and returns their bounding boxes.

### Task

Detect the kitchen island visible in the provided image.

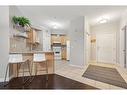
[9,51,54,78]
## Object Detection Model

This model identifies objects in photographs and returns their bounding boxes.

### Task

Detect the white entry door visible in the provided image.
[96,34,116,64]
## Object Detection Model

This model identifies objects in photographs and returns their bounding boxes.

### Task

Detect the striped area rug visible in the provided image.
[82,65,127,88]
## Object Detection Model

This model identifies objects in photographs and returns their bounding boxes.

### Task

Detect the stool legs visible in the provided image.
[34,61,48,77]
[17,64,19,77]
[34,63,37,76]
[27,61,32,76]
[22,60,34,88]
[33,61,48,88]
[3,61,33,88]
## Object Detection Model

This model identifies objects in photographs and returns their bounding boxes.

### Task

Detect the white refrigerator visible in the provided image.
[66,41,70,61]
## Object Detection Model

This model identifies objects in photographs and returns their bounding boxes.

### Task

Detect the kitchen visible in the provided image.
[8,7,49,82]
[0,5,96,89]
[1,6,91,89]
[8,6,70,80]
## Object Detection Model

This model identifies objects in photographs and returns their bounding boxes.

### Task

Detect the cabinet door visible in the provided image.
[27,29,33,43]
[51,36,54,45]
[27,29,38,44]
[33,29,36,43]
[55,36,61,42]
[61,35,67,45]
[51,35,61,44]
[62,47,66,60]
[33,30,39,44]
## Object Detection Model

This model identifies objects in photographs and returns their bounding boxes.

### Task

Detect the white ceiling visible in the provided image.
[17,6,127,30]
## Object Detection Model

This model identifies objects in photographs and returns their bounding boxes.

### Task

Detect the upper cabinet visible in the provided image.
[51,35,61,44]
[51,34,67,45]
[27,28,40,45]
[61,35,67,45]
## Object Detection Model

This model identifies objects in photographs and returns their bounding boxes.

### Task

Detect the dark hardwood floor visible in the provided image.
[0,74,97,89]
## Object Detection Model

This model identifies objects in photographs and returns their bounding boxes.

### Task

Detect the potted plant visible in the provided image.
[12,16,19,25]
[12,16,31,27]
[12,16,31,32]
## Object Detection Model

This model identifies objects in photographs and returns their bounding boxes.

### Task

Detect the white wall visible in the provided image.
[91,22,119,63]
[68,16,85,67]
[0,6,9,82]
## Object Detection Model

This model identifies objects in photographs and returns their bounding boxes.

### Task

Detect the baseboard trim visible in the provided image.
[0,75,14,82]
[0,77,9,82]
[69,64,84,68]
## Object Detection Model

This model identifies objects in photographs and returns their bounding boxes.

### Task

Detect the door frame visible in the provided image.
[122,25,127,68]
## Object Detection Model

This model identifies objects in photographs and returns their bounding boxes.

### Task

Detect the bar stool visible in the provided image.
[33,53,48,81]
[4,54,32,87]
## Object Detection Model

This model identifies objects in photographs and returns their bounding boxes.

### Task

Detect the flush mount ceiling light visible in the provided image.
[53,24,58,29]
[97,15,110,24]
[49,22,62,29]
[99,19,108,24]
[50,17,61,29]
[46,17,63,29]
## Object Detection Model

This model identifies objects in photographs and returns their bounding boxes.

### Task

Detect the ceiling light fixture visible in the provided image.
[99,19,107,24]
[97,15,110,24]
[52,17,59,29]
[53,25,58,29]
[50,22,61,29]
[47,17,62,29]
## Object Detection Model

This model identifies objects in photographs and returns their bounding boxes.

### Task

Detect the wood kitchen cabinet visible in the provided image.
[61,47,67,60]
[51,34,67,45]
[27,29,39,44]
[61,35,67,45]
[51,35,61,45]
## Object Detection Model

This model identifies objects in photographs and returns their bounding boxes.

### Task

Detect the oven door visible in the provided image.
[53,47,62,59]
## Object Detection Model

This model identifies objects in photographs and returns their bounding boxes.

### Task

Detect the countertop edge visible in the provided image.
[10,51,54,54]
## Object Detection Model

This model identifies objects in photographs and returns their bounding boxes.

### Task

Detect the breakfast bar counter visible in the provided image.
[9,51,54,78]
